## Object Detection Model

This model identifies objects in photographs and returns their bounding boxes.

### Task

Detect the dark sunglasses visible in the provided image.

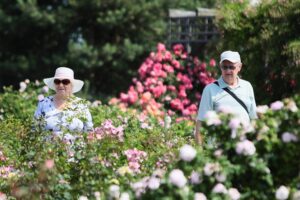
[221,65,237,70]
[54,79,71,85]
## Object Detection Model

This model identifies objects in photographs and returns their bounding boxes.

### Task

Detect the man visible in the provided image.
[195,50,257,144]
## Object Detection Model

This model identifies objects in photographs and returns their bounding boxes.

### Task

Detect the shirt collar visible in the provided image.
[218,76,240,89]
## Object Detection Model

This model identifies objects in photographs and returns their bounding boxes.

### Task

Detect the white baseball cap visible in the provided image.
[220,50,241,64]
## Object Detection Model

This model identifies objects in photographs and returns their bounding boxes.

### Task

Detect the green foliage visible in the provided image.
[0,0,217,96]
[1,55,299,199]
[216,0,300,103]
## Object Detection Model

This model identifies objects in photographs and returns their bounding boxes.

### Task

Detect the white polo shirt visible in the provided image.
[197,76,257,123]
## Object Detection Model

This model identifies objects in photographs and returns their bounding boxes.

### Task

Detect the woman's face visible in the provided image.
[54,79,73,97]
[220,60,242,86]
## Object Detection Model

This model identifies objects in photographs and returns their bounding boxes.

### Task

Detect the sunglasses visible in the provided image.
[54,79,71,85]
[221,65,237,70]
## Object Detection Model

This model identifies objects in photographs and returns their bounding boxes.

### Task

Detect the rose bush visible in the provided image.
[0,63,299,199]
[109,43,217,120]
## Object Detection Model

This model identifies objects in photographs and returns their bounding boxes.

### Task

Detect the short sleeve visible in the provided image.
[83,107,94,132]
[248,83,258,119]
[197,85,214,121]
[34,101,44,119]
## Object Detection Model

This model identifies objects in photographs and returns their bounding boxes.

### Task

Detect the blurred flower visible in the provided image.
[0,192,7,200]
[140,122,152,129]
[235,139,256,156]
[179,144,197,162]
[120,192,130,200]
[215,173,227,182]
[286,100,298,112]
[256,105,269,114]
[78,196,88,200]
[203,162,220,176]
[131,177,148,198]
[292,190,300,200]
[229,118,241,130]
[194,192,207,200]
[35,80,40,86]
[270,101,284,110]
[19,81,27,92]
[0,151,7,161]
[169,169,187,188]
[164,115,172,129]
[94,191,101,200]
[37,94,45,101]
[124,149,147,173]
[212,183,227,194]
[148,177,160,190]
[281,132,298,143]
[109,185,120,199]
[209,59,216,67]
[275,185,289,200]
[117,166,132,176]
[228,188,241,200]
[214,149,223,158]
[91,100,102,107]
[190,171,202,184]
[44,159,55,170]
[204,111,221,126]
[42,86,49,93]
[24,79,30,84]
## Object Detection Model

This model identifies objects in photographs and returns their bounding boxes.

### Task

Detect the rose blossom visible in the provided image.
[203,162,220,176]
[190,171,202,184]
[281,132,298,143]
[270,101,284,110]
[194,192,207,200]
[212,183,227,194]
[235,139,256,156]
[168,169,187,188]
[228,188,241,200]
[120,192,130,200]
[275,185,289,200]
[109,185,120,199]
[256,105,269,114]
[148,177,160,190]
[179,144,197,162]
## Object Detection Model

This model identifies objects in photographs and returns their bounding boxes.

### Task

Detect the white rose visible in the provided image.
[190,171,202,184]
[194,192,207,200]
[235,140,256,156]
[148,177,160,190]
[212,183,227,194]
[281,132,298,143]
[169,169,187,188]
[276,185,289,200]
[109,185,120,199]
[228,188,241,200]
[120,192,130,200]
[179,144,197,162]
[78,196,88,200]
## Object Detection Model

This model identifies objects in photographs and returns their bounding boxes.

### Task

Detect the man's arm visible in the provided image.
[195,120,203,145]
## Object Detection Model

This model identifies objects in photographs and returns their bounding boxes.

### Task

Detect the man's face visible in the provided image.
[220,60,242,85]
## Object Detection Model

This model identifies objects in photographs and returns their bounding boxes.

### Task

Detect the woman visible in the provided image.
[34,67,93,135]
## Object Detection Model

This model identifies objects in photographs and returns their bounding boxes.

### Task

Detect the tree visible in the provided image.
[216,0,300,103]
[0,0,217,97]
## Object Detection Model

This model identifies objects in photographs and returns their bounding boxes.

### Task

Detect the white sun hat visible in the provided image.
[220,50,241,64]
[43,67,84,93]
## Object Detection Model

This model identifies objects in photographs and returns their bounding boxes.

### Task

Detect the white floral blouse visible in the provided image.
[34,96,93,133]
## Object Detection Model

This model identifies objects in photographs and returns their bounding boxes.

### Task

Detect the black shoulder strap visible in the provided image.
[213,81,249,114]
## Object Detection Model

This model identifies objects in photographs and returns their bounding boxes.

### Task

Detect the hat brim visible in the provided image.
[43,78,84,93]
